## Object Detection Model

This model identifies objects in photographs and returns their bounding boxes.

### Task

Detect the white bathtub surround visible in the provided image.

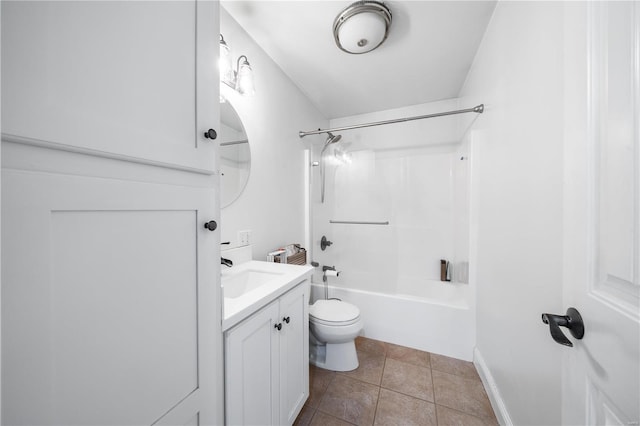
[311,282,474,361]
[313,140,471,292]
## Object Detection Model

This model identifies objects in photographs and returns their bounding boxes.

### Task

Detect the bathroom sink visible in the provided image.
[221,260,314,331]
[223,269,284,299]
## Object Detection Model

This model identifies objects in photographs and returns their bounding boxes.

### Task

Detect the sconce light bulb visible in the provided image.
[235,56,255,96]
[219,35,234,85]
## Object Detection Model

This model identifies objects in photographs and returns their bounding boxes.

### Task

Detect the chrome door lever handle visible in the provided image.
[541,307,585,347]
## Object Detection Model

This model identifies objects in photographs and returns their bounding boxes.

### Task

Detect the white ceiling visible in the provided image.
[222,1,496,119]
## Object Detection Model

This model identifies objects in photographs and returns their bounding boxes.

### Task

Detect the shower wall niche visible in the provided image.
[312,99,471,301]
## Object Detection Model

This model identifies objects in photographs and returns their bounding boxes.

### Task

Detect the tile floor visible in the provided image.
[294,337,498,426]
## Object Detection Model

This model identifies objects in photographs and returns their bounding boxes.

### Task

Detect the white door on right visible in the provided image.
[562,2,639,425]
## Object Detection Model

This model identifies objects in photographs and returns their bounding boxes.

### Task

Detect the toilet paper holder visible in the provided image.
[322,265,340,300]
[322,265,341,281]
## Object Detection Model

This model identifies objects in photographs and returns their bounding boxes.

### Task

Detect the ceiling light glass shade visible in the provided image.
[337,12,385,54]
[235,56,255,96]
[219,35,234,85]
[333,1,392,54]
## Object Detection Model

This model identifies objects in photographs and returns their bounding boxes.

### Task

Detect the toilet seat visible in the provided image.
[310,316,361,327]
[309,300,360,326]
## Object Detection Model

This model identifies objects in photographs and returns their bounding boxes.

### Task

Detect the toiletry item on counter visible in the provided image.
[440,259,451,282]
[267,244,307,265]
[266,249,287,263]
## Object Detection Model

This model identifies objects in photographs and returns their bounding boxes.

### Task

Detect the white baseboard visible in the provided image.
[473,347,513,426]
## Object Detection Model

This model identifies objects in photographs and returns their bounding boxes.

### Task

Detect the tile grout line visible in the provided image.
[307,408,317,425]
[313,370,370,426]
[311,368,334,422]
[377,383,435,404]
[435,403,497,424]
[430,357,439,426]
[371,356,389,426]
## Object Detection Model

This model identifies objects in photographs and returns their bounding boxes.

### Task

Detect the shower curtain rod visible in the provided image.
[298,104,484,138]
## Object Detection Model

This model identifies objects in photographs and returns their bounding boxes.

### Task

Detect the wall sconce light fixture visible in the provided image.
[219,34,255,96]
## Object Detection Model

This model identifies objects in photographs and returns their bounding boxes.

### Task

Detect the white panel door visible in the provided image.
[1,170,220,425]
[562,2,639,424]
[1,0,219,173]
[278,282,309,426]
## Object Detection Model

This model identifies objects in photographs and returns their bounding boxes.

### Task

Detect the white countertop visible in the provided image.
[222,260,313,331]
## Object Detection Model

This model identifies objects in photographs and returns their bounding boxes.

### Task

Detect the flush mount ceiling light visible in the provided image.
[333,1,392,54]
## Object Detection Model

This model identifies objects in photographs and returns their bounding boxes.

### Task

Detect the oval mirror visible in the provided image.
[219,101,251,208]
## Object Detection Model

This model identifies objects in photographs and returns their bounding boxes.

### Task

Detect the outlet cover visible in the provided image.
[238,230,251,246]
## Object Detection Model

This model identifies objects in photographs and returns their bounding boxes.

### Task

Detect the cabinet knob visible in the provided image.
[274,323,282,331]
[204,129,217,140]
[283,316,290,324]
[204,220,217,231]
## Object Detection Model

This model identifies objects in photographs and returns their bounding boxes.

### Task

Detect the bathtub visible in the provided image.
[310,280,475,361]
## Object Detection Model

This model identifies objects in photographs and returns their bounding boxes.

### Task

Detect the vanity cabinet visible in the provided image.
[225,280,309,426]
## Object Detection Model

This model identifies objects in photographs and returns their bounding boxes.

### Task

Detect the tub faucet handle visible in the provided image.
[321,236,333,251]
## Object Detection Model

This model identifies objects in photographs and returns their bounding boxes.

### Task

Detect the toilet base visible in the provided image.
[309,340,359,372]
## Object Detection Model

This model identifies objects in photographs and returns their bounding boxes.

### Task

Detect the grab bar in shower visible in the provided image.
[329,220,390,225]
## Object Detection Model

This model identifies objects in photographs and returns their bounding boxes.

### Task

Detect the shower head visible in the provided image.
[321,132,342,158]
[326,132,342,145]
[322,132,342,151]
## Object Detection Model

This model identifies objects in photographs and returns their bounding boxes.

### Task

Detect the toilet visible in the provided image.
[308,299,363,371]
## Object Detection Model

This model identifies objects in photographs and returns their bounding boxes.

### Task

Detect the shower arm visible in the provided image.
[298,104,484,138]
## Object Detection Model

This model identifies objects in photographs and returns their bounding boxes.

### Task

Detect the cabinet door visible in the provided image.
[278,282,310,425]
[1,170,220,425]
[1,0,219,173]
[225,301,280,426]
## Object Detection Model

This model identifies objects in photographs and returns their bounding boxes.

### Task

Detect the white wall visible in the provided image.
[219,7,327,260]
[459,2,565,425]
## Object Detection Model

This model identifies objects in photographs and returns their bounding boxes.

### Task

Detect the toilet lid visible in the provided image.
[309,299,360,322]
